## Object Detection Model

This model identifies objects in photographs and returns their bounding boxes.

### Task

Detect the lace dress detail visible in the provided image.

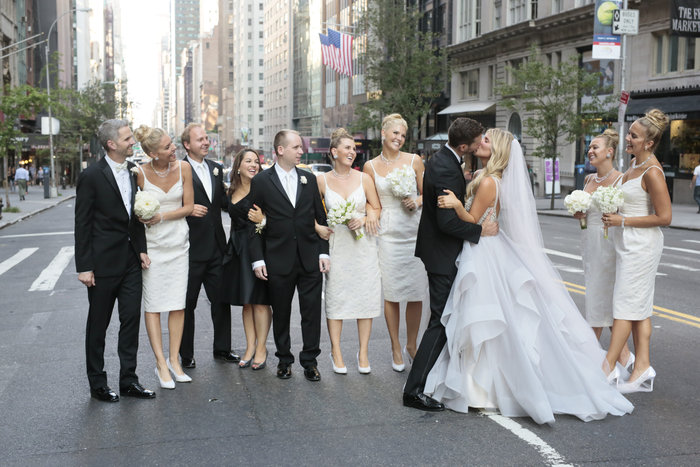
[370,157,428,302]
[323,175,381,319]
[139,163,189,313]
[612,166,664,320]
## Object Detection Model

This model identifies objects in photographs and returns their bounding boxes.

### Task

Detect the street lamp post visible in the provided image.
[45,7,90,197]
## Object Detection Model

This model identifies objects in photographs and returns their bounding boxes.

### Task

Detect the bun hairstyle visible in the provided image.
[134,124,166,156]
[466,128,514,199]
[330,127,354,150]
[381,113,408,132]
[595,128,619,153]
[635,108,669,151]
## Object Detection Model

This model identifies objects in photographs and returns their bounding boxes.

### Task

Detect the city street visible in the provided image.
[1,201,699,466]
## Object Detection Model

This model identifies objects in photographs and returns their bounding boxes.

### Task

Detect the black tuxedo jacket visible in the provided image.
[248,165,329,275]
[184,156,228,261]
[415,145,482,275]
[74,157,147,277]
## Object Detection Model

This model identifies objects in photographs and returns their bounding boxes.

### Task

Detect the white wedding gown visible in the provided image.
[424,177,633,424]
[139,164,189,313]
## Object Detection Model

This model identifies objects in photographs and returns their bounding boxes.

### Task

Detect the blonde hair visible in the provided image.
[381,113,408,132]
[635,108,669,151]
[134,124,167,156]
[330,127,354,150]
[593,128,619,154]
[466,128,514,199]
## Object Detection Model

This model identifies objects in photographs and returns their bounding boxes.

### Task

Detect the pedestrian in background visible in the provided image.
[14,165,30,200]
[691,161,700,213]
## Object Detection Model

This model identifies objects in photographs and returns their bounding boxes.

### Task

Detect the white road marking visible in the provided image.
[0,248,38,276]
[544,248,582,261]
[554,265,584,274]
[664,246,700,255]
[659,263,700,272]
[0,231,73,239]
[29,246,74,291]
[483,412,572,466]
[683,240,700,244]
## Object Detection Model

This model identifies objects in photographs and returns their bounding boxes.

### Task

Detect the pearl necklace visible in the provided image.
[631,155,652,170]
[379,152,400,165]
[593,168,614,184]
[332,169,351,179]
[151,160,172,178]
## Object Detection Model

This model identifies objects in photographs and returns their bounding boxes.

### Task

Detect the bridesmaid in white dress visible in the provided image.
[573,129,632,368]
[134,125,194,389]
[601,109,672,393]
[317,128,382,374]
[363,113,428,372]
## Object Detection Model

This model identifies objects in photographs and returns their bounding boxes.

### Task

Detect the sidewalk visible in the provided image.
[536,196,700,231]
[0,184,76,230]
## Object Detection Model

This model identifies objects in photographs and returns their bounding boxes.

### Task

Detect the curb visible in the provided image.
[0,194,76,230]
[536,210,700,232]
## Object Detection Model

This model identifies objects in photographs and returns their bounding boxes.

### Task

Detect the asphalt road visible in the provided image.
[0,201,698,466]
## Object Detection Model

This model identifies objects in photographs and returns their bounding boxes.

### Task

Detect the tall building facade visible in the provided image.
[170,0,200,134]
[292,0,323,137]
[263,0,292,155]
[217,0,234,156]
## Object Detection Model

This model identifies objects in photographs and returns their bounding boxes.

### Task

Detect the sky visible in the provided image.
[117,0,217,126]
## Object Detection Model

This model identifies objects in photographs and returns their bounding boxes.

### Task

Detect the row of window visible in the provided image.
[655,34,698,75]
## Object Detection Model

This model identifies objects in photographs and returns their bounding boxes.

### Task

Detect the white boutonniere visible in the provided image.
[213,167,219,176]
[300,175,307,185]
[130,166,139,175]
[255,216,266,234]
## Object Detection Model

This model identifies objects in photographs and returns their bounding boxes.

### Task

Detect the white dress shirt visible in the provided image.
[189,157,212,202]
[105,155,132,217]
[274,163,297,207]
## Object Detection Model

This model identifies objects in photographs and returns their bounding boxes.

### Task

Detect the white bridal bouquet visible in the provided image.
[327,200,364,240]
[564,190,592,229]
[134,190,160,223]
[385,165,416,200]
[592,186,624,239]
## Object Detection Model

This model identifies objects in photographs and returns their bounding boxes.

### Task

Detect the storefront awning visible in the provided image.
[438,101,495,115]
[626,94,700,121]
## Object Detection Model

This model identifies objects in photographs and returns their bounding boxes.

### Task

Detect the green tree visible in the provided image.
[0,85,48,209]
[353,0,447,150]
[497,45,614,209]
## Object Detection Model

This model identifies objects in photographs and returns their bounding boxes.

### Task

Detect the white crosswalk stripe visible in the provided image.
[0,248,39,276]
[28,246,75,291]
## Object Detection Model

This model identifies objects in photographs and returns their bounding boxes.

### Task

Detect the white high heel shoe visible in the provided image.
[402,346,413,366]
[622,353,635,372]
[330,353,347,375]
[155,366,175,389]
[618,366,656,394]
[357,352,371,374]
[167,358,192,383]
[605,366,621,386]
[391,350,405,372]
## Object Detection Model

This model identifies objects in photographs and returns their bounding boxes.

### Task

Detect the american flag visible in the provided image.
[319,33,331,67]
[327,28,353,77]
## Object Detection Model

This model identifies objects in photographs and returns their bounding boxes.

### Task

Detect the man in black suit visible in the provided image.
[249,130,329,382]
[75,119,156,402]
[404,118,498,411]
[180,123,239,368]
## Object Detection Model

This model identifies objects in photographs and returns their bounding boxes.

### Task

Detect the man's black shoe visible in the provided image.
[403,393,445,412]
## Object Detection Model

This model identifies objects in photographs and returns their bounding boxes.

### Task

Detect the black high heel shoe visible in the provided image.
[238,359,251,369]
[251,354,267,371]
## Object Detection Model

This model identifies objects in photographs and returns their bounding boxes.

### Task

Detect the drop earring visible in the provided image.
[237,170,240,174]
[332,155,337,159]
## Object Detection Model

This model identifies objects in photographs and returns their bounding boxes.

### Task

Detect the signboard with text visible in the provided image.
[544,159,561,195]
[612,9,639,35]
[592,0,622,59]
[671,0,700,37]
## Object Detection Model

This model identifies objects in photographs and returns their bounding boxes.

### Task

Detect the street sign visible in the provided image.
[612,9,639,35]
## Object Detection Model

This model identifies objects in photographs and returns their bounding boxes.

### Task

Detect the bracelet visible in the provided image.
[159,213,164,224]
[620,215,625,229]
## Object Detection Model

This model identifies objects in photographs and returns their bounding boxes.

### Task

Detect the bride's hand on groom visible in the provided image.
[481,216,499,237]
[190,204,208,217]
[437,189,461,209]
[140,253,151,269]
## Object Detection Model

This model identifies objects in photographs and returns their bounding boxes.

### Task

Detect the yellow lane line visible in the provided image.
[561,280,699,327]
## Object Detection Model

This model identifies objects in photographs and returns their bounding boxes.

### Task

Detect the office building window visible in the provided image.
[654,33,699,74]
[460,69,479,99]
[458,0,482,42]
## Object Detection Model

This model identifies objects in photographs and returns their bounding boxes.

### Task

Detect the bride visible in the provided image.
[423,128,633,424]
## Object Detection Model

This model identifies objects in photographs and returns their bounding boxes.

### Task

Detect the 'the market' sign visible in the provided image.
[671,0,700,37]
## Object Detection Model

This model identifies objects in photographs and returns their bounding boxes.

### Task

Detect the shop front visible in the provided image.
[626,88,700,204]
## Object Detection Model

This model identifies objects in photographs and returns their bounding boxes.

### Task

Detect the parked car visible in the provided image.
[302,163,332,175]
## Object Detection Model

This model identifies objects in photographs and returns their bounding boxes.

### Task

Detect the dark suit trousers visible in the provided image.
[181,255,232,360]
[404,271,456,396]
[85,254,142,390]
[268,259,322,368]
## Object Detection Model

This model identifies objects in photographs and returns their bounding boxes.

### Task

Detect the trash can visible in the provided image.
[574,164,586,190]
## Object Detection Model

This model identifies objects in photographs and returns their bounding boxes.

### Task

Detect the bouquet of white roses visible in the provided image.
[564,190,592,229]
[134,190,160,223]
[592,186,624,239]
[327,200,364,240]
[385,165,416,200]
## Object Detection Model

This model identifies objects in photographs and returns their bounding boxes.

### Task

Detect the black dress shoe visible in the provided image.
[181,357,196,369]
[276,363,292,379]
[120,382,156,399]
[91,386,119,402]
[403,393,445,412]
[303,366,321,382]
[213,351,241,363]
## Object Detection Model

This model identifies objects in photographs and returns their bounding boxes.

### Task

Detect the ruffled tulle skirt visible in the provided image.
[424,233,633,424]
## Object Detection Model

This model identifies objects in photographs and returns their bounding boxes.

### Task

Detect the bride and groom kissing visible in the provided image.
[404,118,632,424]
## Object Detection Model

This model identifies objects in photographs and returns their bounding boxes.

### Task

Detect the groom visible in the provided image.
[249,129,330,382]
[405,117,497,411]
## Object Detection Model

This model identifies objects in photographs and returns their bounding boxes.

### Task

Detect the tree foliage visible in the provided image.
[353,0,447,149]
[497,44,615,208]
